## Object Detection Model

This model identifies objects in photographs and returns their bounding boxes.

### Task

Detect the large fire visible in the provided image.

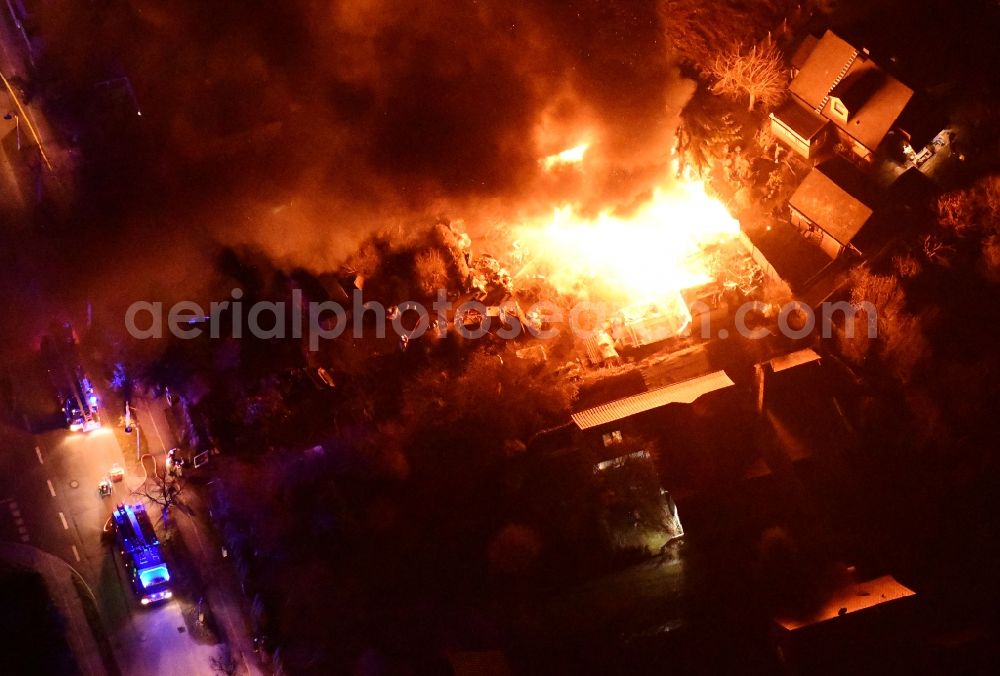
[539,142,591,171]
[514,177,740,313]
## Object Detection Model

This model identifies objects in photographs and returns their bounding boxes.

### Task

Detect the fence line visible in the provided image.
[738,230,783,284]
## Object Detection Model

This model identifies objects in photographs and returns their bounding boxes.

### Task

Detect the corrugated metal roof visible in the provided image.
[769,348,822,372]
[775,575,915,631]
[571,370,735,430]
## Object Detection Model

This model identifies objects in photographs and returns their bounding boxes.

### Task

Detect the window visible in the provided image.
[139,565,171,589]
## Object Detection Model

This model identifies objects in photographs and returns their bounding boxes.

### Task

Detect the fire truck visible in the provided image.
[41,324,100,432]
[110,503,173,605]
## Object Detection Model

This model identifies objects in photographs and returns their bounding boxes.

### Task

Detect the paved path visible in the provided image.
[135,393,266,675]
[0,540,108,675]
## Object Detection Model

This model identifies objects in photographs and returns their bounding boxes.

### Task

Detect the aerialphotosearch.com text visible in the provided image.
[125,288,878,351]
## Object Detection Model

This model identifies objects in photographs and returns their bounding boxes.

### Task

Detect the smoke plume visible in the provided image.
[38,1,695,295]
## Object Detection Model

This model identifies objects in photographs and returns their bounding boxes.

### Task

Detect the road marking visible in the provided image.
[46,479,56,497]
[144,404,167,452]
[35,446,44,464]
[58,512,68,530]
[71,545,81,562]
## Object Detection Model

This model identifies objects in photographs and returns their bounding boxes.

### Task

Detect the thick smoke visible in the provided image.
[38,0,694,292]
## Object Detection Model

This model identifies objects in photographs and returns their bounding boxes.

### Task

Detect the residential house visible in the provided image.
[773,575,918,675]
[771,98,829,160]
[788,158,879,259]
[771,30,914,162]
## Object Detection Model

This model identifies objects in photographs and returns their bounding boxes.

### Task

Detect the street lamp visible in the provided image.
[124,401,140,460]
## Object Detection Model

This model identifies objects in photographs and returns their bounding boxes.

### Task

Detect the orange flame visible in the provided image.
[539,142,589,171]
[515,178,739,308]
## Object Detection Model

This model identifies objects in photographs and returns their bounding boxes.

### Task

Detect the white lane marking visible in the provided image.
[35,446,44,464]
[58,512,69,530]
[71,545,81,562]
[47,479,56,497]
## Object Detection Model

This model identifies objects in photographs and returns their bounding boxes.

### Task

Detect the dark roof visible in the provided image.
[830,67,885,112]
[894,92,949,149]
[772,99,828,141]
[741,223,830,291]
[814,156,882,205]
[790,30,913,152]
[789,159,877,246]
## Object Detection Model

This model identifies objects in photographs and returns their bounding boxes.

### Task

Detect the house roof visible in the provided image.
[775,575,915,632]
[768,348,822,373]
[790,34,819,71]
[739,224,831,292]
[790,30,913,152]
[789,160,875,247]
[571,370,734,430]
[771,99,828,141]
[790,31,861,107]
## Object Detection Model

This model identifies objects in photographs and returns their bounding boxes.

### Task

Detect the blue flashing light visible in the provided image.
[139,565,170,589]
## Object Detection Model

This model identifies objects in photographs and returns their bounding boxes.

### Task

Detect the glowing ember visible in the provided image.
[515,179,739,309]
[539,142,590,171]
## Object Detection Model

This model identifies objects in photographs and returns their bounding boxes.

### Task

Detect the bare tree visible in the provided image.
[660,0,796,74]
[921,234,956,266]
[937,175,1000,234]
[345,239,384,288]
[414,248,449,296]
[936,191,977,235]
[710,42,788,112]
[844,268,928,383]
[210,646,238,675]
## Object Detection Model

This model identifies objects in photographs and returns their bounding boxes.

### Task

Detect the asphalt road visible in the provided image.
[0,352,220,675]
